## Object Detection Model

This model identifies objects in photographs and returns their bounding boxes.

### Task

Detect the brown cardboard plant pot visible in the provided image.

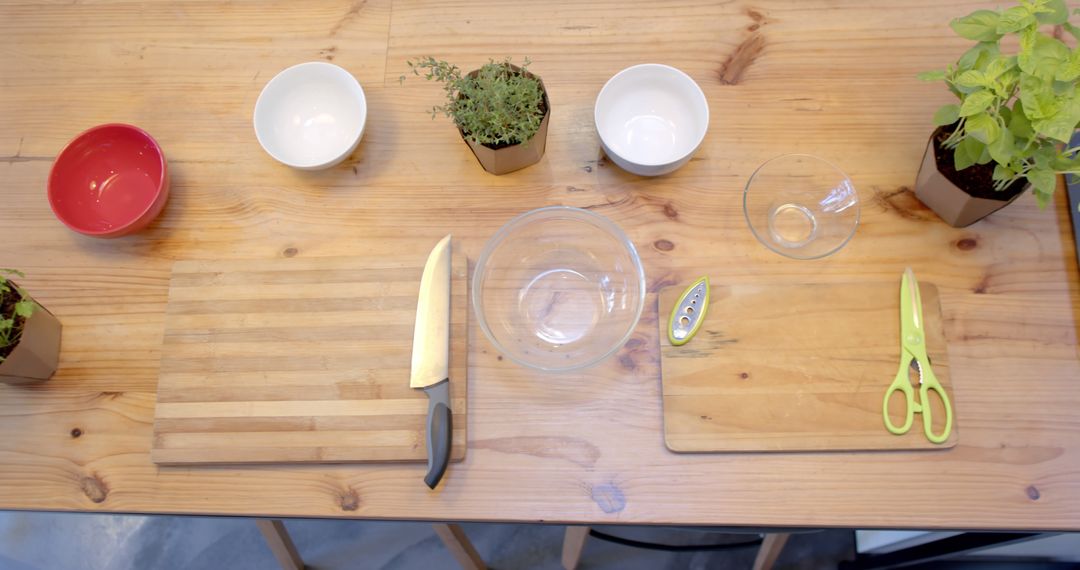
[0,296,62,385]
[458,65,550,175]
[914,126,1028,228]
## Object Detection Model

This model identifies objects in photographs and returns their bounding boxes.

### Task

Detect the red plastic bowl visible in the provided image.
[48,124,169,238]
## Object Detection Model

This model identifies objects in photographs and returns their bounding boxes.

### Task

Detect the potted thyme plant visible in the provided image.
[0,269,61,385]
[405,57,550,175]
[917,0,1080,227]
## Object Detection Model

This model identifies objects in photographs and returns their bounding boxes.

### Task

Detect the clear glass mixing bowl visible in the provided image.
[744,154,860,260]
[473,206,646,372]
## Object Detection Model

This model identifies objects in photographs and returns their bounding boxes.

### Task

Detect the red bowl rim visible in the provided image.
[47,123,168,236]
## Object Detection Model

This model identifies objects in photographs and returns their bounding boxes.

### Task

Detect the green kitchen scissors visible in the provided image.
[882,268,954,444]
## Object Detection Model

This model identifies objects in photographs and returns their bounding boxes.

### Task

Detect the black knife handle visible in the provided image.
[423,379,452,489]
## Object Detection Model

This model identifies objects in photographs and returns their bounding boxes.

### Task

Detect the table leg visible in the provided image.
[752,532,791,570]
[561,526,591,570]
[432,523,486,570]
[255,519,305,570]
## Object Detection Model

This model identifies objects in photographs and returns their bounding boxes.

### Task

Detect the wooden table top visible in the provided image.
[1,0,1078,530]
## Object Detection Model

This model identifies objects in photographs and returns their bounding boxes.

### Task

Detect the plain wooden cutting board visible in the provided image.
[152,255,467,465]
[659,281,958,453]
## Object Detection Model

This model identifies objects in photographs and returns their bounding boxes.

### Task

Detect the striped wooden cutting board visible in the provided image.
[152,254,467,465]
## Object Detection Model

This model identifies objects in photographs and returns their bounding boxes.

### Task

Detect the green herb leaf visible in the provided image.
[1031,99,1080,143]
[1027,169,1058,200]
[965,112,1001,144]
[1035,0,1069,25]
[1056,49,1080,82]
[951,10,1004,42]
[1020,74,1061,118]
[992,163,1016,181]
[1009,99,1035,139]
[918,70,946,81]
[1019,31,1070,80]
[933,104,961,126]
[960,90,996,117]
[13,300,34,318]
[988,127,1015,164]
[997,6,1036,33]
[955,70,987,88]
[984,56,1014,80]
[957,42,1000,72]
[955,136,985,170]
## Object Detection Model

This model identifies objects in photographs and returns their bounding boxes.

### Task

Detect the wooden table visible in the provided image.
[2,0,1079,541]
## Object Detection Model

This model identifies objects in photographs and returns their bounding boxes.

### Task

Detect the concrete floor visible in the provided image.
[0,511,853,569]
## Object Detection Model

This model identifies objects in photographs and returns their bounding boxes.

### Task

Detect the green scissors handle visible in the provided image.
[882,353,953,443]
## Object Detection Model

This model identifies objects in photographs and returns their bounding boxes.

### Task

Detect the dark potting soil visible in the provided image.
[0,287,27,361]
[932,127,1027,202]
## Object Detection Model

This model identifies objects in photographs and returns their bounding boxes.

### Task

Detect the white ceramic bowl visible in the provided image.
[253,62,367,170]
[594,64,709,176]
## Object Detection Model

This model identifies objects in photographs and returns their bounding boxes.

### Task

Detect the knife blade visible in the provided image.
[410,234,452,489]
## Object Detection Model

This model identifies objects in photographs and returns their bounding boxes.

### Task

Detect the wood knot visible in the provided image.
[618,353,637,371]
[739,372,750,379]
[873,186,934,222]
[496,355,503,361]
[283,247,298,258]
[718,33,765,85]
[338,488,360,511]
[1026,485,1040,501]
[80,474,109,503]
[653,239,675,252]
[956,238,978,251]
[624,337,644,350]
[663,203,679,220]
[699,415,712,421]
[567,185,588,193]
[70,428,82,438]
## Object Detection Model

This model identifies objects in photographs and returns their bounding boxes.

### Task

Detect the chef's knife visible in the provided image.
[410,234,453,489]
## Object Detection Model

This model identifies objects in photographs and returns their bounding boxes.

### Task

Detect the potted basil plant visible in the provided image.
[917,0,1080,227]
[0,269,61,385]
[405,57,550,175]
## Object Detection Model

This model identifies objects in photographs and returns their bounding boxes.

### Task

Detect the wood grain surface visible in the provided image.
[0,0,1078,530]
[152,254,468,465]
[660,282,958,452]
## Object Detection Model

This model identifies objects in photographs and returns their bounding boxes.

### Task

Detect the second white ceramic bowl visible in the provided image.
[254,62,367,170]
[594,64,709,176]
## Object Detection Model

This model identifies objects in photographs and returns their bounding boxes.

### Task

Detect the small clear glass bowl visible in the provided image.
[473,206,646,372]
[744,154,860,260]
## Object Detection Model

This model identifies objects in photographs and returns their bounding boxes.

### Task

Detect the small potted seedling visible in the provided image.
[0,270,61,385]
[916,0,1080,227]
[405,57,550,175]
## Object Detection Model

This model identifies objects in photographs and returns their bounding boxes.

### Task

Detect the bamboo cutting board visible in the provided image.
[659,281,957,453]
[152,255,467,465]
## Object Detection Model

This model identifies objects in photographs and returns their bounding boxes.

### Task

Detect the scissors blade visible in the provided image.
[900,267,927,357]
